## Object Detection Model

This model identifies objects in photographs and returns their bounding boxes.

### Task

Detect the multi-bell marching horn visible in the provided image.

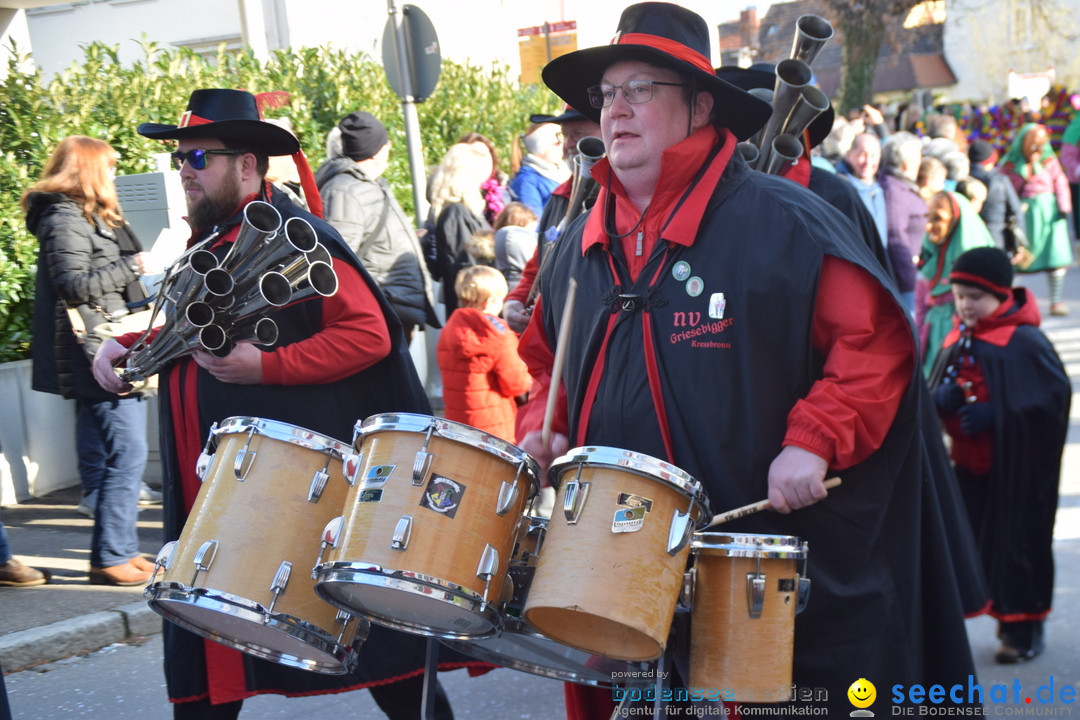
[749,14,834,175]
[557,136,606,234]
[117,200,340,383]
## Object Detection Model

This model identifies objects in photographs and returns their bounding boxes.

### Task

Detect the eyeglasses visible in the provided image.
[170,149,243,171]
[586,80,687,109]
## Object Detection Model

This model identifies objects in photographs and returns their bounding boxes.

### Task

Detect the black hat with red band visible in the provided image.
[540,2,771,142]
[138,88,300,157]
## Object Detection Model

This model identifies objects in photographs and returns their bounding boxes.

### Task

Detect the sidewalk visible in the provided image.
[2,266,1079,695]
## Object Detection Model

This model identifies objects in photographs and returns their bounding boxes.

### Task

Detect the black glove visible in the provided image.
[958,403,993,436]
[933,382,966,413]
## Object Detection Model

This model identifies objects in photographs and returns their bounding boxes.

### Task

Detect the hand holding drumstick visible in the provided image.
[705,477,842,529]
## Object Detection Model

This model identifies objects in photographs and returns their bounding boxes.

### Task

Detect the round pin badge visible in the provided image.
[672,261,691,282]
[686,276,704,297]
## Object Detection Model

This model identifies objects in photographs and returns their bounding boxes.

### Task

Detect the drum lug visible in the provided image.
[681,567,696,610]
[412,451,433,485]
[195,422,219,482]
[391,515,413,550]
[308,465,330,503]
[233,428,258,481]
[746,571,766,619]
[338,611,370,646]
[476,543,500,607]
[314,516,344,576]
[267,561,292,616]
[796,576,811,615]
[343,451,364,486]
[150,541,177,584]
[666,509,694,556]
[495,480,519,516]
[191,539,218,586]
[562,480,590,525]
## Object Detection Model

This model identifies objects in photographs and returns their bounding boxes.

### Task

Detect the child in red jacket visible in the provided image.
[436,265,531,443]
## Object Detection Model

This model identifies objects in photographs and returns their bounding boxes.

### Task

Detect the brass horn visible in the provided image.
[217,201,283,276]
[557,136,605,234]
[755,58,812,172]
[791,15,834,66]
[762,134,804,176]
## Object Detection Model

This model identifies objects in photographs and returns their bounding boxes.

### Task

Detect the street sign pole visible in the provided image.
[387,0,430,227]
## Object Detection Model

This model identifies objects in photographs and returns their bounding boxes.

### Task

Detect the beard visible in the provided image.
[186,168,243,231]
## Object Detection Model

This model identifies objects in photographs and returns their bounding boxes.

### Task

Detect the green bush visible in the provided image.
[0,39,560,362]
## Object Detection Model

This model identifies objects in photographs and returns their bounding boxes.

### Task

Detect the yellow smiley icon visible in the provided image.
[848,678,876,709]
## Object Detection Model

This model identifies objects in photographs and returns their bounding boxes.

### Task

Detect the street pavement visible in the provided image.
[2,265,1079,715]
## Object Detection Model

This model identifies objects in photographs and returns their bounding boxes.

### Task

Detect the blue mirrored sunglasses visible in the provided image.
[170,148,243,171]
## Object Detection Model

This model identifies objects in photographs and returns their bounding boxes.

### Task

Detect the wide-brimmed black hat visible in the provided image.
[541,3,770,142]
[138,89,300,156]
[716,64,835,150]
[529,106,588,125]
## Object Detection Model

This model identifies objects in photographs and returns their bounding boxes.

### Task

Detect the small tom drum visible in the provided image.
[145,417,367,674]
[523,447,711,662]
[689,533,809,702]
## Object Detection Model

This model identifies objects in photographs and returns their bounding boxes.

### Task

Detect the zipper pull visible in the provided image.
[635,231,643,257]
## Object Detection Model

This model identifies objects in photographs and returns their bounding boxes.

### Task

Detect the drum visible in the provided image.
[688,533,809,701]
[145,417,367,674]
[523,447,711,662]
[313,413,539,639]
[443,516,656,687]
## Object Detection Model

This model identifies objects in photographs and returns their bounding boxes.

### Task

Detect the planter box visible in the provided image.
[0,360,161,506]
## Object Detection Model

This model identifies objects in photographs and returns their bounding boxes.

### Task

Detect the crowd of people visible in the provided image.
[3,1,1075,718]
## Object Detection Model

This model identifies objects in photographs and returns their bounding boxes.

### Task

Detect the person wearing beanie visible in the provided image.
[999,123,1075,315]
[968,138,1028,256]
[315,111,438,342]
[929,246,1070,665]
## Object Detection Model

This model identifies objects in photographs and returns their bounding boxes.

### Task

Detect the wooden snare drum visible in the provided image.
[522,447,711,662]
[688,533,809,701]
[145,416,367,674]
[313,413,539,639]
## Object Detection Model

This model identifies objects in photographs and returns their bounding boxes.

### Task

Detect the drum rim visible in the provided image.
[691,531,808,559]
[214,416,353,457]
[145,583,359,674]
[313,562,502,639]
[355,413,541,491]
[548,445,712,520]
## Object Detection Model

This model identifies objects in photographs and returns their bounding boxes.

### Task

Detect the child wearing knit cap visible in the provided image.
[929,246,1070,665]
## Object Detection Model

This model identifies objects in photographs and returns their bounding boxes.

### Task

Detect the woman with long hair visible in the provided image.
[23,136,157,586]
[429,141,494,316]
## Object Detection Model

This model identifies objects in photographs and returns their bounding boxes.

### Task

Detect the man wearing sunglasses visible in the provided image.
[91,89,458,720]
[515,3,978,717]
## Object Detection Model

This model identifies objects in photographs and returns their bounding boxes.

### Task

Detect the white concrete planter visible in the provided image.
[0,360,161,506]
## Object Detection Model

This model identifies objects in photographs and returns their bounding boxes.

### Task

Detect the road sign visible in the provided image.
[383,4,442,102]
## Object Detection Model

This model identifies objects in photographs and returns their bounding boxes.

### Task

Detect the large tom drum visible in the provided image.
[523,447,711,662]
[145,417,367,674]
[313,413,539,639]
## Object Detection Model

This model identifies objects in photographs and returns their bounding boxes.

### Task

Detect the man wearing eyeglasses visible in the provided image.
[515,3,978,717]
[91,89,458,720]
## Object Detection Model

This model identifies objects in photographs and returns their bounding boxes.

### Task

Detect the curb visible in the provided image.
[0,601,161,672]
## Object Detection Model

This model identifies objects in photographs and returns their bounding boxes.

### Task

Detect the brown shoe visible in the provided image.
[89,562,152,586]
[0,558,51,587]
[128,555,156,573]
[1050,302,1069,316]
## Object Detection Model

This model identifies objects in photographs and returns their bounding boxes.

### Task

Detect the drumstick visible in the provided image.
[704,477,842,529]
[541,277,578,450]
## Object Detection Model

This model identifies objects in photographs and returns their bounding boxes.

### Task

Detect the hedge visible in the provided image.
[0,39,557,361]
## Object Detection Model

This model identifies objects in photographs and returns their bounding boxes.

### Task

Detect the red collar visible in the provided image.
[581,125,736,254]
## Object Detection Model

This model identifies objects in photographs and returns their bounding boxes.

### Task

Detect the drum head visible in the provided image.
[443,619,655,687]
[314,565,500,639]
[147,585,358,674]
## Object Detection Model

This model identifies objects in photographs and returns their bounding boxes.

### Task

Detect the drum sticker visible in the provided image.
[612,506,647,533]
[362,465,395,487]
[358,488,383,503]
[617,493,653,513]
[420,474,465,518]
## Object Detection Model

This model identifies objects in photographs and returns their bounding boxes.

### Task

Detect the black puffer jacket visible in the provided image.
[27,192,145,399]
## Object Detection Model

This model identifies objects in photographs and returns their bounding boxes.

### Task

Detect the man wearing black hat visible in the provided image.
[92,89,463,719]
[514,3,977,716]
[315,111,438,343]
[968,138,1028,256]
